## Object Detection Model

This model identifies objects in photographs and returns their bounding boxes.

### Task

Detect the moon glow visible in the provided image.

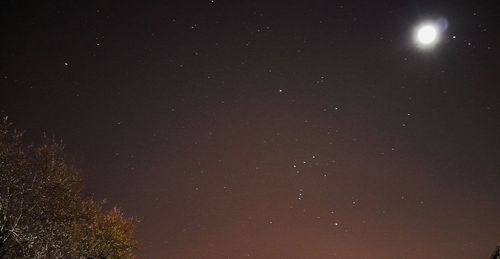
[417,25,438,44]
[413,18,448,49]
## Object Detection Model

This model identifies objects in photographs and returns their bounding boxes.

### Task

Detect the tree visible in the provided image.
[74,200,137,258]
[0,117,138,258]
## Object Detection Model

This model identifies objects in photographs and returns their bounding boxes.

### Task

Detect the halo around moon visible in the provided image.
[413,18,448,50]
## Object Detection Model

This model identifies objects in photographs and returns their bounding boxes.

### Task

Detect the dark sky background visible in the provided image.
[2,0,500,258]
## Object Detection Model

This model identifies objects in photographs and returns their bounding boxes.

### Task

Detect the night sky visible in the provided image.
[2,1,500,258]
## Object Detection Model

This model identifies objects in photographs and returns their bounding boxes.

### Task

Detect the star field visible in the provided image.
[1,1,500,258]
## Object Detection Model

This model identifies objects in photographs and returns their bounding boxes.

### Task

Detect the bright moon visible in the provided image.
[417,25,438,44]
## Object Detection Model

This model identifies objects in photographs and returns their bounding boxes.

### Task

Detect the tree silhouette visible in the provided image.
[492,244,500,259]
[0,117,137,258]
